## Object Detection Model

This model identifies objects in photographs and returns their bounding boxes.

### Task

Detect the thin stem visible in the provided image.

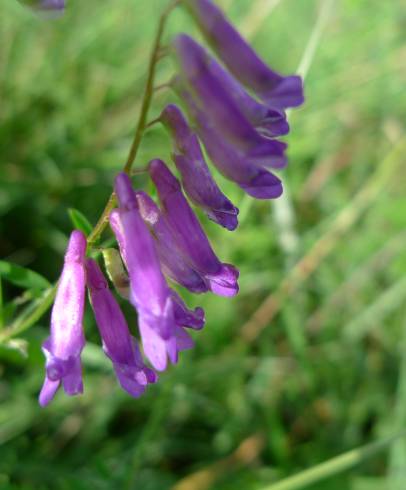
[87,0,178,246]
[0,286,57,344]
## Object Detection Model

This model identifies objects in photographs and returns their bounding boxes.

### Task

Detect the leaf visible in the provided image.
[0,261,50,291]
[68,208,93,237]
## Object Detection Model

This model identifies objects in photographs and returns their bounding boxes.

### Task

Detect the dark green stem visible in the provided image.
[87,0,178,246]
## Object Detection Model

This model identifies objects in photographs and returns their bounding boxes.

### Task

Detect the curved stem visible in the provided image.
[87,0,178,246]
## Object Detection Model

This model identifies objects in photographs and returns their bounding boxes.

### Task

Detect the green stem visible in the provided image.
[87,0,178,246]
[261,432,406,490]
[0,286,57,343]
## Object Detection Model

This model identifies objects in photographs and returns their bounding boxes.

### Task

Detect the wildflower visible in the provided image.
[86,258,157,397]
[135,190,209,293]
[173,35,287,169]
[18,0,66,15]
[39,230,86,407]
[113,172,200,371]
[149,159,239,297]
[175,81,283,199]
[160,104,239,230]
[183,0,304,109]
[197,52,290,139]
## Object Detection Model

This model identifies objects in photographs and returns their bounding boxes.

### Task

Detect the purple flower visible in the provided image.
[39,230,86,407]
[170,289,205,330]
[19,0,65,15]
[200,54,289,138]
[160,104,239,230]
[109,209,129,268]
[183,0,304,109]
[135,190,209,294]
[173,35,287,169]
[86,258,157,397]
[149,159,239,297]
[113,172,199,371]
[176,81,283,199]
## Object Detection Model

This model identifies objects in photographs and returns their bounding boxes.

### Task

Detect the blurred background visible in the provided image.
[0,0,405,488]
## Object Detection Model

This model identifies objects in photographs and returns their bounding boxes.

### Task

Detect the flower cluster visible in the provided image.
[39,0,303,405]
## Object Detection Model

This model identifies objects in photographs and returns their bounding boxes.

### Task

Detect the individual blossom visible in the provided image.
[86,258,157,397]
[135,190,209,294]
[183,0,304,109]
[39,230,86,407]
[18,0,66,15]
[113,172,199,371]
[175,81,283,199]
[149,159,239,297]
[197,52,289,138]
[173,34,287,169]
[160,104,239,230]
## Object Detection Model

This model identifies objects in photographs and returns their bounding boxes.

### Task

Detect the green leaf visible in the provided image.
[0,261,50,291]
[68,208,93,237]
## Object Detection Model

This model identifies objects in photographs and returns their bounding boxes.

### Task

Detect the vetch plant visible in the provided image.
[15,0,304,405]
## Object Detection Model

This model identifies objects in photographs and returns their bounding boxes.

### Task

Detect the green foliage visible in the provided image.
[0,261,50,292]
[0,0,405,489]
[67,209,93,237]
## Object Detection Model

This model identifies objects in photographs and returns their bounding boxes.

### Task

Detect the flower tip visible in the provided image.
[135,191,160,225]
[65,230,87,263]
[263,75,305,109]
[86,258,108,291]
[239,171,283,199]
[39,378,60,407]
[208,208,239,231]
[207,264,239,297]
[114,173,138,211]
[148,159,181,194]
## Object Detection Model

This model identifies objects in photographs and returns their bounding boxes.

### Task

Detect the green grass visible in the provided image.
[0,0,405,489]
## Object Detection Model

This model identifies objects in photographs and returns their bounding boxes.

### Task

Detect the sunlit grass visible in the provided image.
[0,0,405,489]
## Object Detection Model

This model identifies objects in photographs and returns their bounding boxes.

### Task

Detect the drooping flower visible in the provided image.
[175,81,283,199]
[39,230,87,407]
[148,159,239,297]
[86,258,157,397]
[191,50,290,138]
[160,104,239,230]
[173,34,287,169]
[112,172,200,370]
[135,190,209,293]
[183,0,304,109]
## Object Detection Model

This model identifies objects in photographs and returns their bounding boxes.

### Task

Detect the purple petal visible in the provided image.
[135,191,209,294]
[183,0,304,109]
[170,290,205,330]
[19,0,66,17]
[173,35,287,169]
[172,43,289,138]
[113,173,200,370]
[39,378,60,407]
[149,159,239,297]
[39,230,87,406]
[160,104,239,230]
[114,173,170,321]
[86,258,157,398]
[176,82,283,199]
